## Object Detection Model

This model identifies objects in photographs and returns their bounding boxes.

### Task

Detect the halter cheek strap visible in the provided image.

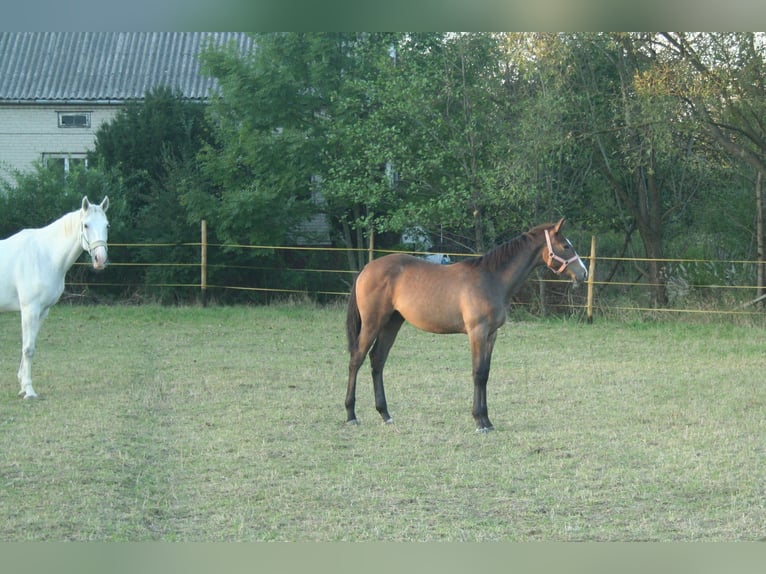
[544,229,580,274]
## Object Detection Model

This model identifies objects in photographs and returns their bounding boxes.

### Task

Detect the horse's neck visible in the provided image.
[44,211,84,271]
[496,234,545,299]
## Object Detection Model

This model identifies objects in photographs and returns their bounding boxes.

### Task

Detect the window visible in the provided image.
[42,153,88,175]
[57,111,91,128]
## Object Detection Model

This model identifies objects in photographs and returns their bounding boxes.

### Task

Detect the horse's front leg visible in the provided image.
[17,305,46,399]
[469,329,497,432]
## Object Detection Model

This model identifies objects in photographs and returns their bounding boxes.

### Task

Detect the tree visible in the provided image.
[194,33,409,275]
[90,85,213,301]
[92,86,211,227]
[555,33,715,306]
[194,34,357,250]
[370,33,524,253]
[500,33,602,231]
[196,33,597,270]
[656,33,766,300]
[0,161,123,240]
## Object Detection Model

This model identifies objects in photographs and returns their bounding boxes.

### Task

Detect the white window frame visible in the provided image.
[57,111,92,128]
[42,153,89,174]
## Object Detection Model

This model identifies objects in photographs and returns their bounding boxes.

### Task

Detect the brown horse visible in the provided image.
[345,218,588,432]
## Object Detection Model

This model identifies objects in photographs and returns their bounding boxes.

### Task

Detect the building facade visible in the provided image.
[0,32,252,185]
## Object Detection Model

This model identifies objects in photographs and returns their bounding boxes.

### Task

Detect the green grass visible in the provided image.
[1,303,765,540]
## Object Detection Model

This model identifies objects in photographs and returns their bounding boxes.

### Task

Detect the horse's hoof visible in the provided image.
[383,418,394,425]
[346,419,360,426]
[475,426,493,434]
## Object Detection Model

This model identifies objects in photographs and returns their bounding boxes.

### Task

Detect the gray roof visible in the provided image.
[0,32,253,104]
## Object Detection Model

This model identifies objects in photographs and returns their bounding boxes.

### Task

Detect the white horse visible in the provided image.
[0,196,109,398]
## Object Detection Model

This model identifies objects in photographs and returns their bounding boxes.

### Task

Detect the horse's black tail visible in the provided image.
[346,276,361,355]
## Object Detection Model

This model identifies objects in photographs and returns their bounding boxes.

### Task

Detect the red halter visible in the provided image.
[544,228,581,274]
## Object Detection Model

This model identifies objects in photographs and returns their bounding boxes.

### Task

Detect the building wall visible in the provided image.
[0,103,120,185]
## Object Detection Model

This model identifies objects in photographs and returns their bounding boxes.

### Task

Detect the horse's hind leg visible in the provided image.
[17,305,47,399]
[369,312,404,423]
[346,322,379,425]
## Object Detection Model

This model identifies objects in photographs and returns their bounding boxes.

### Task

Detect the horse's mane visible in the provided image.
[465,222,552,273]
[57,209,82,238]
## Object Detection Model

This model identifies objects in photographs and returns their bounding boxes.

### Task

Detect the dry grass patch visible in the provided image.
[1,304,765,540]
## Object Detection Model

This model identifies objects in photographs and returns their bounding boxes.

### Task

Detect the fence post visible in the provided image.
[586,235,597,323]
[201,219,208,307]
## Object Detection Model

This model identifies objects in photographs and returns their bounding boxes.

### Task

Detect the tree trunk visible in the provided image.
[341,205,369,273]
[640,166,668,307]
[473,208,485,254]
[598,162,668,307]
[640,230,668,307]
[341,219,357,273]
[592,36,668,307]
[354,205,366,270]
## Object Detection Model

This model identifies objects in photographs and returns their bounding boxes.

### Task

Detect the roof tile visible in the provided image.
[0,32,253,103]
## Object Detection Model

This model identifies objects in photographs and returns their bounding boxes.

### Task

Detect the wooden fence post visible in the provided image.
[201,219,208,307]
[586,235,597,323]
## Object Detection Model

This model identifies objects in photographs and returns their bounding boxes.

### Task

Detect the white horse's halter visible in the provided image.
[544,228,581,274]
[81,221,108,259]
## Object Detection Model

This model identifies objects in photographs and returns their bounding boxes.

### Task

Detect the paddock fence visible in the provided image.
[66,226,766,320]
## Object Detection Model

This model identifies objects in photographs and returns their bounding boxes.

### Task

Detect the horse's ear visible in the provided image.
[101,196,109,212]
[82,196,91,211]
[554,218,565,233]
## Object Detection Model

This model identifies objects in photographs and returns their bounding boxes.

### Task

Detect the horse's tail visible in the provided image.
[346,276,362,355]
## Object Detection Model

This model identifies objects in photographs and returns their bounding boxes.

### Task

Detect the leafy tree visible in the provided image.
[367,33,523,253]
[550,33,716,306]
[500,33,603,231]
[193,34,332,248]
[91,85,211,228]
[194,33,401,275]
[655,33,766,298]
[197,33,541,267]
[0,163,87,237]
[492,33,749,307]
[89,85,213,301]
[0,162,122,238]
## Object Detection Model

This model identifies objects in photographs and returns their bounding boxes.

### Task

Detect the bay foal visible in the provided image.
[345,219,587,431]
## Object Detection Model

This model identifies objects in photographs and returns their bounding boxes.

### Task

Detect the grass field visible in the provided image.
[1,302,765,541]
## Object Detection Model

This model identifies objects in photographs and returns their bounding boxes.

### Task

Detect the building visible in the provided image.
[0,32,331,245]
[0,32,252,184]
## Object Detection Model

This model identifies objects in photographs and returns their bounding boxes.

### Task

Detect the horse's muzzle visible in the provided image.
[90,246,109,271]
[569,260,588,286]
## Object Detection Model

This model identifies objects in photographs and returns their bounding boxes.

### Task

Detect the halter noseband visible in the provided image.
[544,228,580,274]
[81,221,108,258]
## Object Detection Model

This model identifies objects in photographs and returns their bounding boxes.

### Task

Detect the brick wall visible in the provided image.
[0,104,120,185]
